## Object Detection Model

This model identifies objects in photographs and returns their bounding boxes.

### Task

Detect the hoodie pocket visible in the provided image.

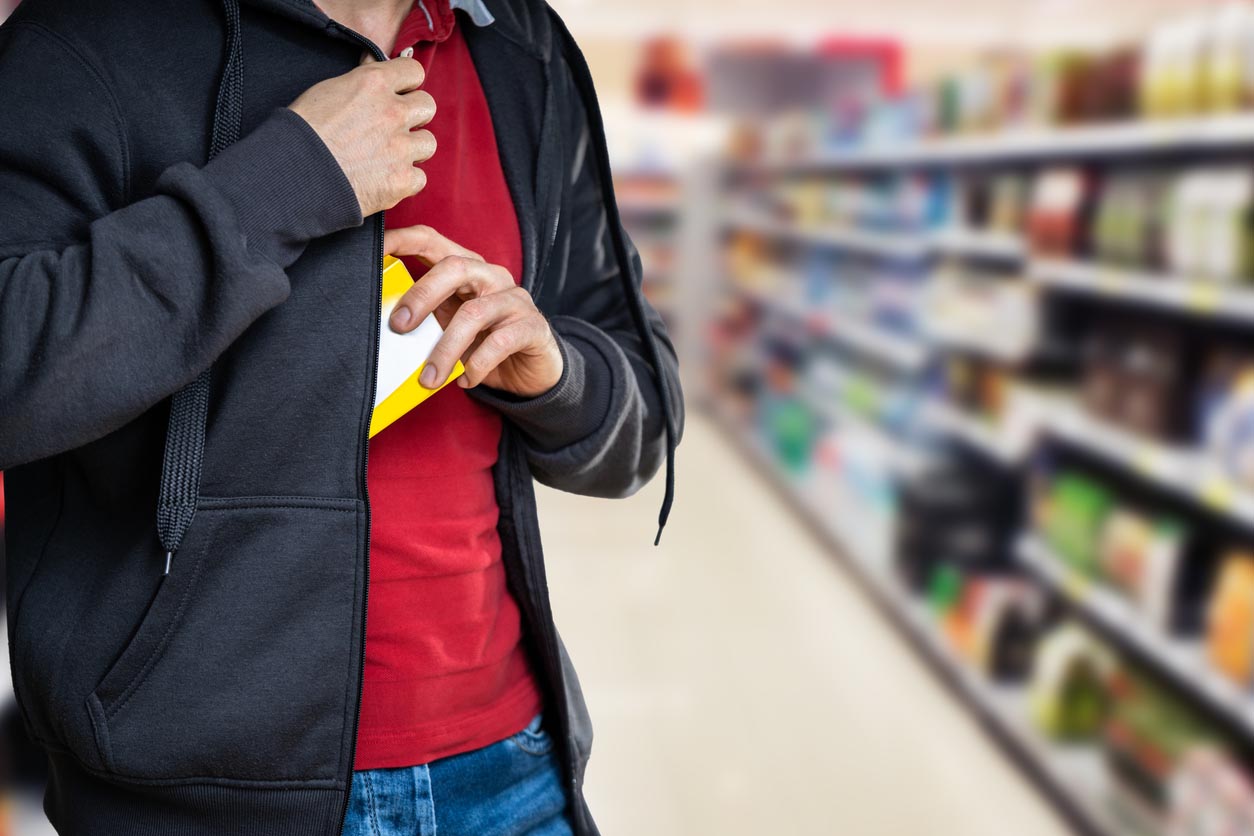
[84,499,362,782]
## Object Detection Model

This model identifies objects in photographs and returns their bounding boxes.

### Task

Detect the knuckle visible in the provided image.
[459,297,486,322]
[384,101,406,124]
[410,167,428,192]
[488,328,516,352]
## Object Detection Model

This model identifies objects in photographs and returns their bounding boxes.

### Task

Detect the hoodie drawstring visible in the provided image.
[546,12,679,545]
[155,0,243,574]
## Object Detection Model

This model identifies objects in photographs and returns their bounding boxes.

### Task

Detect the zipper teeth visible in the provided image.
[330,23,386,836]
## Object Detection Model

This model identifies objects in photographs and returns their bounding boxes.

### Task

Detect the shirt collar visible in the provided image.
[394,0,493,52]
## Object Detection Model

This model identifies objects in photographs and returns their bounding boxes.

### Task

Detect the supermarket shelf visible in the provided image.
[1017,535,1254,742]
[830,317,931,373]
[926,318,1035,364]
[1028,258,1254,323]
[924,401,1026,464]
[752,114,1254,173]
[724,208,932,261]
[1043,402,1254,533]
[709,402,1121,836]
[932,228,1026,262]
[730,284,931,373]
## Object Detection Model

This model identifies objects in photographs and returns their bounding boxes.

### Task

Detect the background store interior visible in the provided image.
[17,0,1254,833]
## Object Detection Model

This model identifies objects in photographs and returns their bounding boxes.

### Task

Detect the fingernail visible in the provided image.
[420,364,439,388]
[390,306,411,330]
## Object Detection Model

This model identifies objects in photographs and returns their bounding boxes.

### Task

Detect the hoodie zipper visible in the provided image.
[327,22,386,836]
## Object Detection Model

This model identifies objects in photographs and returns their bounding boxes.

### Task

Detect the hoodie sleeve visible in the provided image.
[469,51,685,499]
[0,22,362,471]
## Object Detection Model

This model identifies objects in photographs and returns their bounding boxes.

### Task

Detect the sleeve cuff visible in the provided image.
[202,107,363,267]
[469,317,619,453]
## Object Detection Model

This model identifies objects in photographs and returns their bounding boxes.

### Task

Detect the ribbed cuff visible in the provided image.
[470,318,617,453]
[203,107,363,268]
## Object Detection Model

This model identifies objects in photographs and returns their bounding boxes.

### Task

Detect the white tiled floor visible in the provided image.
[538,412,1073,836]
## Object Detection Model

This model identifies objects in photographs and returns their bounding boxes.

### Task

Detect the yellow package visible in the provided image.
[370,256,464,437]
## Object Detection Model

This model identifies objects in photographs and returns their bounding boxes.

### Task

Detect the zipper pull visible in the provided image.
[164,550,174,576]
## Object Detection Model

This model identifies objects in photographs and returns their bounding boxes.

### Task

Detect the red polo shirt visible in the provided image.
[355,2,541,770]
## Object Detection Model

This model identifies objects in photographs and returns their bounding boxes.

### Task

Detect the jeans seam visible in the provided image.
[363,771,382,836]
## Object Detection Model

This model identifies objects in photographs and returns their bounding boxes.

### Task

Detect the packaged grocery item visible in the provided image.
[1203,3,1254,112]
[895,451,1019,589]
[971,581,1052,682]
[1201,353,1254,489]
[1205,166,1254,282]
[1080,326,1126,423]
[1105,668,1218,835]
[1096,507,1189,629]
[1093,171,1173,269]
[1029,624,1112,740]
[1028,167,1097,258]
[1041,472,1113,576]
[1206,550,1254,685]
[1169,747,1254,836]
[1117,324,1189,441]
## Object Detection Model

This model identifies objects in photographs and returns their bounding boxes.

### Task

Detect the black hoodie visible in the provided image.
[0,1,683,833]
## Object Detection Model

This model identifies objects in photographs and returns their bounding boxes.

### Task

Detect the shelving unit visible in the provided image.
[709,404,1121,836]
[705,33,1254,830]
[724,206,933,261]
[750,114,1254,173]
[933,228,1027,263]
[1028,259,1254,323]
[729,283,931,372]
[1042,401,1254,533]
[1016,536,1254,739]
[923,401,1027,465]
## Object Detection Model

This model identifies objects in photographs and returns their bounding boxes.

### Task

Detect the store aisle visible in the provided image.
[537,410,1073,836]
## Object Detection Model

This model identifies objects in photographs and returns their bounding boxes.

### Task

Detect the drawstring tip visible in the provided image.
[163,551,173,576]
[653,523,665,547]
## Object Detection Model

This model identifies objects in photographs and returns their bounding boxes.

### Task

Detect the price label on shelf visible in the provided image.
[1185,282,1221,312]
[1096,269,1125,294]
[1132,446,1166,478]
[1200,476,1236,512]
[1062,569,1091,604]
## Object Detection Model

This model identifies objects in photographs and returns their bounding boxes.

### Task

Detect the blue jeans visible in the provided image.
[343,714,574,836]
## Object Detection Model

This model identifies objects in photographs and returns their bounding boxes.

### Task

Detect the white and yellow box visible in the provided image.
[370,255,464,437]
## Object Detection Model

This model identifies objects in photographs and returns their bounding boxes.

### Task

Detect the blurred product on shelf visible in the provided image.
[726,2,1254,169]
[1027,167,1098,259]
[1168,747,1254,836]
[1081,319,1192,442]
[893,454,1018,595]
[1206,551,1254,685]
[1103,668,1221,833]
[634,36,703,112]
[1028,624,1112,740]
[1198,348,1254,490]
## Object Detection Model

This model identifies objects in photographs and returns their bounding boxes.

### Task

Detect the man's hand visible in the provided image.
[289,57,436,217]
[384,225,563,398]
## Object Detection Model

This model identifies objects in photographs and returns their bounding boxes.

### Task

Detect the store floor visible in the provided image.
[537,410,1074,836]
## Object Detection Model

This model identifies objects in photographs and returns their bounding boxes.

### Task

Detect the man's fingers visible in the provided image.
[387,256,514,332]
[418,292,526,388]
[459,318,546,388]
[384,225,485,267]
[379,56,426,93]
[403,89,437,128]
[411,129,437,164]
